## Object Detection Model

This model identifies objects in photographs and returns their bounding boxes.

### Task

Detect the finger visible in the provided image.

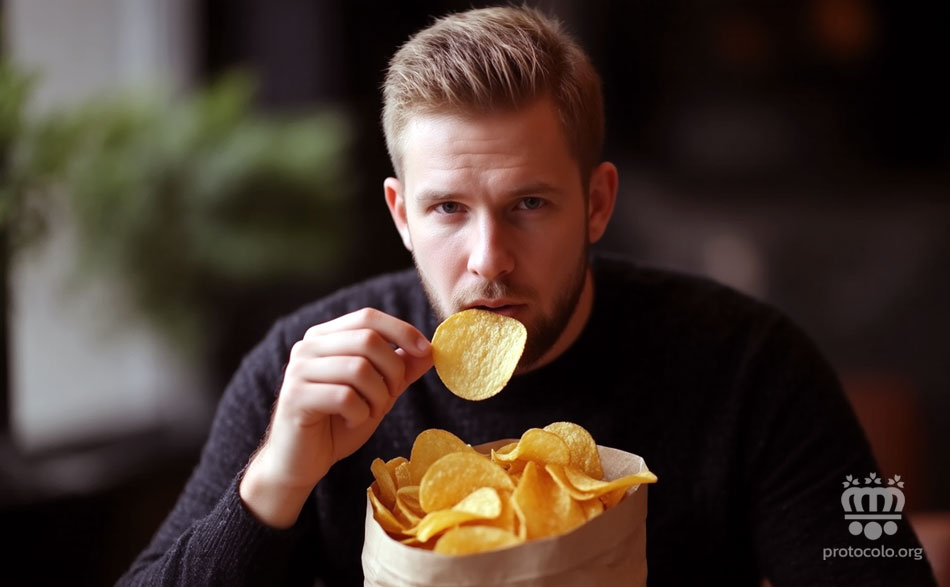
[292,330,407,395]
[289,355,391,419]
[280,382,372,427]
[395,347,434,391]
[305,308,430,357]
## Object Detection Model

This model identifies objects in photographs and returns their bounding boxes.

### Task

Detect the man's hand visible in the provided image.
[239,308,432,528]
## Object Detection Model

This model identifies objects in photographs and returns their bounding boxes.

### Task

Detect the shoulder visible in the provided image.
[589,251,834,383]
[591,251,782,334]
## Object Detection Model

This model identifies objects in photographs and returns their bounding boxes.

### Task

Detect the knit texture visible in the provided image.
[119,254,937,586]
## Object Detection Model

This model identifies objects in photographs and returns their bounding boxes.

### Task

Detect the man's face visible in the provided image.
[385,98,615,370]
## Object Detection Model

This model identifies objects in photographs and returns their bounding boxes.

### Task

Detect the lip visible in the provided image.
[465,300,525,317]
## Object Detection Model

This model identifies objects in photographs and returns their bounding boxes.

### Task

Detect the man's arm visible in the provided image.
[741,316,937,587]
[239,308,432,528]
[117,308,432,586]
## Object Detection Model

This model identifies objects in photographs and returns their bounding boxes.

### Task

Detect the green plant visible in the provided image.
[1,64,355,357]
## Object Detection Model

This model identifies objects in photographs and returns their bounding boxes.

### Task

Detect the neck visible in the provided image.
[524,269,594,372]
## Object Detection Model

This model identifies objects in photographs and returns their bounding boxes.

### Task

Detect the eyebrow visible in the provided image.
[510,181,562,197]
[413,181,563,204]
[414,190,458,205]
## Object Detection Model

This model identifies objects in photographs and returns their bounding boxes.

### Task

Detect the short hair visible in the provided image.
[382,5,604,183]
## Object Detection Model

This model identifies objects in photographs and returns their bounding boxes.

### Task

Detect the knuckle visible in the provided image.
[304,324,322,339]
[357,307,382,323]
[337,385,366,414]
[289,340,308,359]
[355,328,380,348]
[277,378,304,404]
[284,359,304,380]
[347,356,374,381]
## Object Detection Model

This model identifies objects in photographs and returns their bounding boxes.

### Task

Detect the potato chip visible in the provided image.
[504,458,527,477]
[563,465,657,494]
[370,458,397,509]
[393,501,422,528]
[545,463,657,501]
[492,428,571,467]
[419,452,514,513]
[452,486,503,517]
[368,486,405,534]
[411,508,484,542]
[489,441,518,462]
[512,461,586,540]
[393,487,423,527]
[433,525,523,556]
[399,535,437,550]
[393,461,412,489]
[395,486,425,523]
[481,490,519,535]
[432,309,527,400]
[543,421,604,480]
[599,486,627,509]
[490,442,528,476]
[544,464,597,501]
[386,456,409,480]
[408,428,473,485]
[579,496,605,520]
[410,487,502,542]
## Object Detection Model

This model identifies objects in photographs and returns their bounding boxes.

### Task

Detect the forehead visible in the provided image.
[399,99,580,190]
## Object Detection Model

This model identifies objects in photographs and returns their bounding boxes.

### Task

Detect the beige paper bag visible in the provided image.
[362,443,649,587]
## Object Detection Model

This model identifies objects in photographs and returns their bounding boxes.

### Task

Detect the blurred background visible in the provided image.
[0,0,947,585]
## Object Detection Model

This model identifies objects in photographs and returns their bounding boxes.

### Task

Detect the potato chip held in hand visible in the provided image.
[431,309,527,400]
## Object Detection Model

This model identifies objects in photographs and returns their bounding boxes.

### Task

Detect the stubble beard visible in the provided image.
[414,243,589,373]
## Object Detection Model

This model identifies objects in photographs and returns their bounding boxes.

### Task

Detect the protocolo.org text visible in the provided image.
[823,545,924,561]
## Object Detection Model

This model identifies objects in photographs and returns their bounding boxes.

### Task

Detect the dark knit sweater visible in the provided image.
[119,254,937,586]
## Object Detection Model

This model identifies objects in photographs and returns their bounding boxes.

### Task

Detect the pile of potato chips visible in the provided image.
[368,422,657,556]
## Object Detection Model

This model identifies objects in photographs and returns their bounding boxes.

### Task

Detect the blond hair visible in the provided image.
[382,6,604,182]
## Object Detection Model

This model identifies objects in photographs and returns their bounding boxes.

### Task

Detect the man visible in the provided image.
[120,6,936,586]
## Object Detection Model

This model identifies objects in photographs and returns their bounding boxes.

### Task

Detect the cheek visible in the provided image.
[537,219,587,281]
[538,216,587,260]
[410,227,465,282]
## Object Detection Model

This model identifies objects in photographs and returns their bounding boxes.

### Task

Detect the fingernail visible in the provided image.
[417,337,430,353]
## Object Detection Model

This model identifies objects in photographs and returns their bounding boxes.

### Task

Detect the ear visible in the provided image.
[384,177,413,251]
[587,161,618,243]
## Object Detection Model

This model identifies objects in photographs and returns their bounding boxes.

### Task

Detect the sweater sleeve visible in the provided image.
[116,317,316,586]
[740,316,937,586]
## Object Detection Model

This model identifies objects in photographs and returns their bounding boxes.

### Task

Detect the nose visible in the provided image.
[466,215,514,281]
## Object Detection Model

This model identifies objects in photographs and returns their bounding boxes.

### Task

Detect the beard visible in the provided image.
[414,243,589,372]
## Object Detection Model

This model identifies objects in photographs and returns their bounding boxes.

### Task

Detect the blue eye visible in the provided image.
[519,197,544,210]
[437,201,461,214]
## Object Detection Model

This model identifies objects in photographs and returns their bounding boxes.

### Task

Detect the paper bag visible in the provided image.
[362,443,649,587]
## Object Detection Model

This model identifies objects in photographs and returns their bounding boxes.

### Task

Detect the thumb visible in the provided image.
[396,347,434,391]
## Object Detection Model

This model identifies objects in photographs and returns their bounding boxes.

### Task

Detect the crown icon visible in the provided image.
[841,473,905,540]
